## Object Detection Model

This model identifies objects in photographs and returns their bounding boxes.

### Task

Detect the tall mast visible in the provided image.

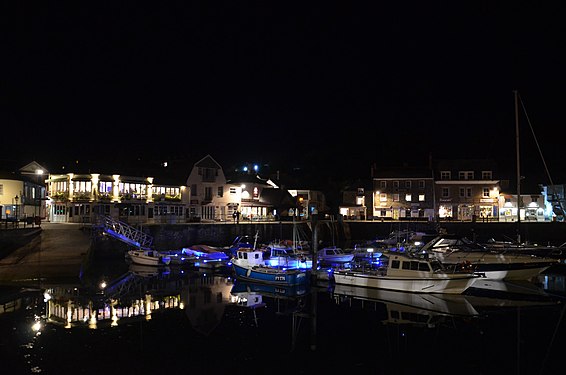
[514,89,521,243]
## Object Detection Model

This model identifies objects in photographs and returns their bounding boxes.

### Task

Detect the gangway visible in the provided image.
[96,215,153,250]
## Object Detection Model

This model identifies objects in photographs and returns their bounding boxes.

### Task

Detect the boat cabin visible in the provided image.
[235,249,266,267]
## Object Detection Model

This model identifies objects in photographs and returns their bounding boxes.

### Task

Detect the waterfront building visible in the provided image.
[0,161,47,224]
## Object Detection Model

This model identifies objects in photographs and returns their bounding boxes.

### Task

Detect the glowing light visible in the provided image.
[253,164,258,171]
[35,169,44,175]
[100,281,107,289]
[32,321,41,332]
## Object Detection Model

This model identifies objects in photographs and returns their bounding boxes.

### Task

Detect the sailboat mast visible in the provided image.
[514,89,521,243]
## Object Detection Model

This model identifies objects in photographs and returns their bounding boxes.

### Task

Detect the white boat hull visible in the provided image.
[333,271,478,294]
[128,250,171,266]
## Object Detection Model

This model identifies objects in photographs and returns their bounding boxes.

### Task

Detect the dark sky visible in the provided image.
[5,2,566,184]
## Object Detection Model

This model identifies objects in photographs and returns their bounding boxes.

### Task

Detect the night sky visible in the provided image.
[5,2,566,185]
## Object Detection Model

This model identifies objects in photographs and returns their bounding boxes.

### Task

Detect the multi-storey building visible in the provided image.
[45,172,189,224]
[433,159,502,221]
[186,154,302,222]
[0,161,47,224]
[371,166,435,221]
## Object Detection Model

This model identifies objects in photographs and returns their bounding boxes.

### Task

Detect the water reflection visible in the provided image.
[1,267,565,374]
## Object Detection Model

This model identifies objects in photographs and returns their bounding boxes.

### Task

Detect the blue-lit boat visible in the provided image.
[232,248,311,286]
[181,244,231,269]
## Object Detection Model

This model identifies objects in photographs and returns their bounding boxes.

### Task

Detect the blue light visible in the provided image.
[253,164,259,171]
[243,166,248,172]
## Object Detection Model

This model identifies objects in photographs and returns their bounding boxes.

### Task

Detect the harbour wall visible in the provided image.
[93,220,566,256]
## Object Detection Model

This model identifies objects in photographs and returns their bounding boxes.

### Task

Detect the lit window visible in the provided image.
[405,194,412,202]
[419,194,425,201]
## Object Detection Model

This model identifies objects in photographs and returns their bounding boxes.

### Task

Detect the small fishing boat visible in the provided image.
[317,246,354,264]
[332,252,481,294]
[127,249,171,266]
[232,248,311,286]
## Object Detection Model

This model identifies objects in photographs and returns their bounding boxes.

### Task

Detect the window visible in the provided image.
[458,171,474,180]
[217,186,223,197]
[380,193,387,202]
[419,180,425,189]
[466,188,472,197]
[482,171,492,180]
[204,187,213,201]
[459,187,465,197]
[405,194,412,202]
[229,187,237,194]
[391,260,400,269]
[357,188,364,195]
[191,184,197,197]
[419,262,430,271]
[483,188,490,198]
[393,194,399,202]
[418,194,425,202]
[440,171,451,180]
[380,181,386,189]
[405,181,411,188]
[442,187,450,198]
[393,181,399,188]
[0,184,3,195]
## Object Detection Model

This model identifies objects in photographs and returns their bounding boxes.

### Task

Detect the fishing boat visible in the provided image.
[264,245,313,269]
[127,249,171,266]
[332,252,481,294]
[317,246,354,264]
[232,248,311,286]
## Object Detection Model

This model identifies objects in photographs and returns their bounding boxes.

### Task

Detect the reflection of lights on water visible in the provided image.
[111,306,118,327]
[32,321,42,333]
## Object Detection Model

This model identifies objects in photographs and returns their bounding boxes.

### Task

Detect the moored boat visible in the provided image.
[332,252,480,294]
[317,246,354,264]
[127,249,171,266]
[416,234,559,280]
[232,248,311,286]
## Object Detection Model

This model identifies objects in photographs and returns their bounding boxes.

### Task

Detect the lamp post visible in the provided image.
[35,169,44,226]
[14,195,19,223]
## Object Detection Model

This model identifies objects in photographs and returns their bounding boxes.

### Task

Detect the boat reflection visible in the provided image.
[331,284,479,328]
[331,278,564,328]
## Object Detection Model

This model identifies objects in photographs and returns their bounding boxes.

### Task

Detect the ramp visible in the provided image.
[96,215,153,250]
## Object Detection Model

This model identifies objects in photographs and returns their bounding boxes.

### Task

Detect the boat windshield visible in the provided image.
[429,259,444,272]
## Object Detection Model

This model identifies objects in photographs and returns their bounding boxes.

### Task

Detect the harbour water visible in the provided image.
[1,259,565,375]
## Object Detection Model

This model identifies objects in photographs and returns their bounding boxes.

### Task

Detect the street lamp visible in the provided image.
[35,169,44,226]
[14,195,19,222]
